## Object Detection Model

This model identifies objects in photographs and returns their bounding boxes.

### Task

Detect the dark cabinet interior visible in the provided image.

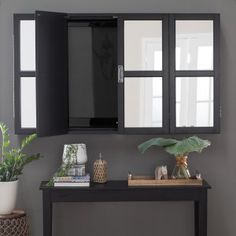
[13,12,220,136]
[68,19,118,129]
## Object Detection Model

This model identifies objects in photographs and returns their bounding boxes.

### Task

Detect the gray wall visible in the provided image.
[0,0,235,235]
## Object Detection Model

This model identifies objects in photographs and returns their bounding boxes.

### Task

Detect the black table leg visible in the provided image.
[194,191,207,236]
[43,191,53,236]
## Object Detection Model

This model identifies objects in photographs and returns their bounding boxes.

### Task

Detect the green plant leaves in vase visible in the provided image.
[0,122,41,182]
[138,136,211,179]
[138,136,211,157]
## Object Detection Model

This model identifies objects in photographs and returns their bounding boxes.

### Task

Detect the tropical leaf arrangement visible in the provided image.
[0,122,41,182]
[138,136,211,157]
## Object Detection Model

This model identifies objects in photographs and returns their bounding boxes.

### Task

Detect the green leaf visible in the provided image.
[138,138,178,154]
[0,122,41,181]
[20,134,37,151]
[0,122,10,162]
[165,136,211,156]
[138,136,211,157]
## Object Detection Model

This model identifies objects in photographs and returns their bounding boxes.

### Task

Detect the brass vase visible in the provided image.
[171,156,191,179]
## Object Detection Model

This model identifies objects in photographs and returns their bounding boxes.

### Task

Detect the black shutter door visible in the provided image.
[36,11,68,136]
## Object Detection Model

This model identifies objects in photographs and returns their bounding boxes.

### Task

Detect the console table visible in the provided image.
[40,180,211,236]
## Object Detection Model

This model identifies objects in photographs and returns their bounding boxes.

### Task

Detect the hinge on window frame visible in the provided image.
[220,106,222,118]
[118,65,124,83]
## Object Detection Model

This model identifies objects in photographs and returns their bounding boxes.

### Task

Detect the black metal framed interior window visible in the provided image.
[118,14,169,134]
[14,14,37,134]
[13,12,220,136]
[169,14,220,133]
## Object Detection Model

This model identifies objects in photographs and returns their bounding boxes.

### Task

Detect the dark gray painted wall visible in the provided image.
[0,0,235,235]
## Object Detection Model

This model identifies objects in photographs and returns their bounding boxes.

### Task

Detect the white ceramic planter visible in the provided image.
[0,180,18,215]
[62,143,88,165]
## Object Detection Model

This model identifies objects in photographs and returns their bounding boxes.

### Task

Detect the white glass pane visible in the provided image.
[197,77,213,101]
[20,20,35,71]
[124,21,162,71]
[196,102,213,127]
[176,77,213,127]
[21,77,36,128]
[152,97,162,127]
[176,20,213,70]
[124,77,162,127]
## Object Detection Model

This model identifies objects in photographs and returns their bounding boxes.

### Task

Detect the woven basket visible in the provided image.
[0,210,29,236]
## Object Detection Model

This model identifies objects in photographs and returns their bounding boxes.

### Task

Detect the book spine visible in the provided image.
[53,175,90,182]
[54,182,90,187]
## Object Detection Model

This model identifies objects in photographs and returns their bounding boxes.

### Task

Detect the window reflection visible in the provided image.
[20,77,36,128]
[125,77,162,127]
[20,20,35,71]
[176,20,213,70]
[176,77,213,127]
[124,21,162,71]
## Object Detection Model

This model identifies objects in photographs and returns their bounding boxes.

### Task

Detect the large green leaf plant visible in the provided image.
[0,122,40,181]
[138,136,211,178]
[138,136,211,157]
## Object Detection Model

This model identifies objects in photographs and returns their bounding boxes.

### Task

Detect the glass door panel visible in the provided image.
[175,20,213,71]
[20,77,36,128]
[176,77,213,127]
[124,20,162,71]
[20,20,36,71]
[124,77,163,128]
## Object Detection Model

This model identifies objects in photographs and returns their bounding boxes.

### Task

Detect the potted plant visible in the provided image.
[0,122,40,214]
[138,136,211,179]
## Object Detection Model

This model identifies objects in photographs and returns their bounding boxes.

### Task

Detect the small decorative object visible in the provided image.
[0,210,29,236]
[67,164,86,176]
[48,144,90,187]
[128,172,132,180]
[195,170,202,180]
[93,153,107,183]
[138,136,210,179]
[62,144,88,176]
[62,143,88,165]
[0,122,40,214]
[155,166,168,180]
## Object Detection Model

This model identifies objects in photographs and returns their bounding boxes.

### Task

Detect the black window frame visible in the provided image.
[13,13,221,136]
[169,13,220,134]
[14,14,36,135]
[118,14,170,134]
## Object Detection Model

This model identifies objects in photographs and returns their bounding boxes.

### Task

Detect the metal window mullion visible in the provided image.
[19,71,36,77]
[124,71,163,77]
[175,71,214,77]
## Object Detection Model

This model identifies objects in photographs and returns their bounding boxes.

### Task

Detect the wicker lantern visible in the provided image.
[93,153,107,183]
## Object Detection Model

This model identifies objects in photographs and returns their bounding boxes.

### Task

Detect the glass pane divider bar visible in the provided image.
[19,71,36,77]
[124,71,163,77]
[175,71,214,77]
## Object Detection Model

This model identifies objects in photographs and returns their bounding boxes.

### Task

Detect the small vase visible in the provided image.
[171,156,191,179]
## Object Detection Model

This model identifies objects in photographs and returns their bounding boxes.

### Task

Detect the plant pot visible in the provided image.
[171,156,191,179]
[0,180,18,215]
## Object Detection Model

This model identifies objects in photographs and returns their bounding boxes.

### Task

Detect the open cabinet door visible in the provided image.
[36,11,68,136]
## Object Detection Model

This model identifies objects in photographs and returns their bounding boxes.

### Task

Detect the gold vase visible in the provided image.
[171,156,191,179]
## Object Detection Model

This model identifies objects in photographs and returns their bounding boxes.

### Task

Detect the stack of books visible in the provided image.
[53,173,90,187]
